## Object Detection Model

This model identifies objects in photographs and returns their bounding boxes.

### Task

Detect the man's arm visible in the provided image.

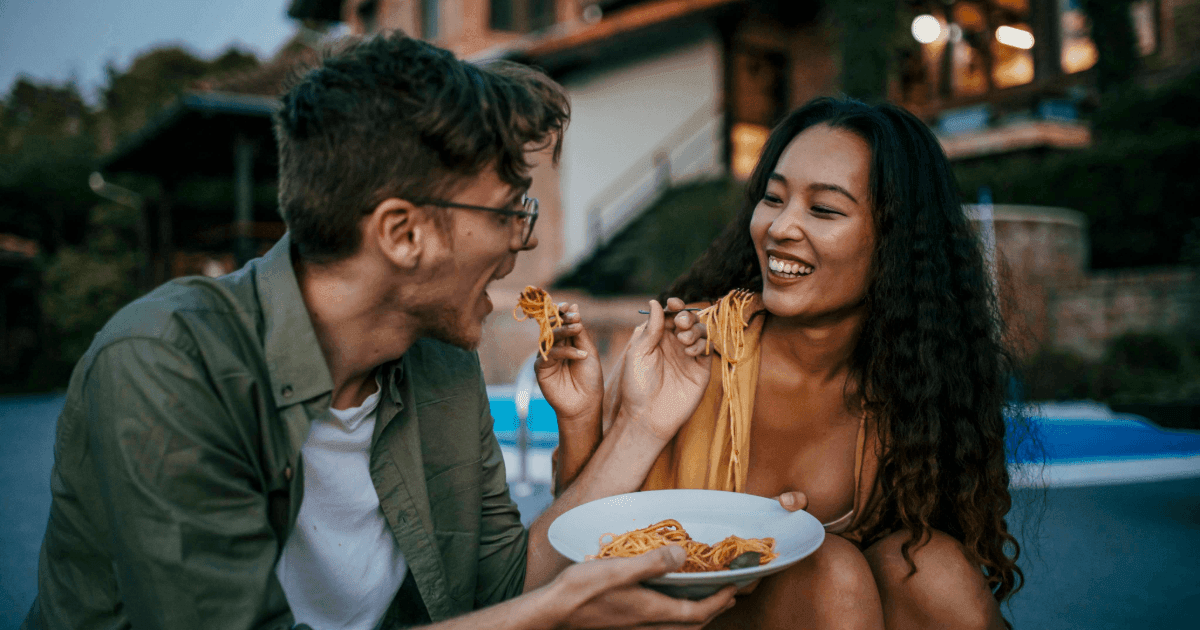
[524,300,713,591]
[85,339,292,629]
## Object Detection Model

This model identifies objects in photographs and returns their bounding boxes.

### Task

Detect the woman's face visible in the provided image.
[750,124,876,323]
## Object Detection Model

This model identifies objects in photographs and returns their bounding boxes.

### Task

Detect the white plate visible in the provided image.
[548,489,825,599]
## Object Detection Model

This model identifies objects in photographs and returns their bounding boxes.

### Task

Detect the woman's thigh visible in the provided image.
[862,529,1006,630]
[707,533,884,630]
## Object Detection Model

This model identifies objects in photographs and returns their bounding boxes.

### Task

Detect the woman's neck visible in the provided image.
[760,306,865,385]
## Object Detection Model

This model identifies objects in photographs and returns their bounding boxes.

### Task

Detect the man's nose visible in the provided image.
[519,232,539,252]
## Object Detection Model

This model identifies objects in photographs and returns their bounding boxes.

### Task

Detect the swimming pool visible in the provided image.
[487,389,1200,489]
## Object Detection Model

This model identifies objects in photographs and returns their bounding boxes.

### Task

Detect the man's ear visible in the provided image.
[369,198,442,271]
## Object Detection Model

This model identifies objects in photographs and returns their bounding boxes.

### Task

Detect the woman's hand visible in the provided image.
[535,303,603,423]
[775,491,808,512]
[617,300,712,443]
[664,297,709,357]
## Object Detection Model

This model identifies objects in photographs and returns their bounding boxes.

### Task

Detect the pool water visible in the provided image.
[489,392,1200,488]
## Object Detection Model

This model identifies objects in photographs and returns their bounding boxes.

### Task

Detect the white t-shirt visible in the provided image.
[275,383,406,630]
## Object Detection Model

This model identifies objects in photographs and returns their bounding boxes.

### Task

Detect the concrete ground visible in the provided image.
[2,394,1199,629]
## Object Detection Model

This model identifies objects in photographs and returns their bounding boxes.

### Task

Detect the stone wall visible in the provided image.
[1048,268,1199,359]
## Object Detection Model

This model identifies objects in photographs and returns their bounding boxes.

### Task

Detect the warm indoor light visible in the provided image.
[911,14,942,44]
[995,25,1035,49]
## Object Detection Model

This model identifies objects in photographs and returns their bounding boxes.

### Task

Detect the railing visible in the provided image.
[558,102,722,275]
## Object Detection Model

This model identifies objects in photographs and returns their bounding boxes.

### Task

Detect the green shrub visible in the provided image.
[39,203,142,369]
[1023,350,1098,401]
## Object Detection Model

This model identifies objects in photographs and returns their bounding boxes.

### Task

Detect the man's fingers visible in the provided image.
[566,545,685,602]
[665,296,686,312]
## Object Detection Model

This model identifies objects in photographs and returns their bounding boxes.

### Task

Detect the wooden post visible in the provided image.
[234,133,256,268]
[156,179,175,285]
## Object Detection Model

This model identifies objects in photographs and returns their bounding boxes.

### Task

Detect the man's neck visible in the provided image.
[294,256,419,409]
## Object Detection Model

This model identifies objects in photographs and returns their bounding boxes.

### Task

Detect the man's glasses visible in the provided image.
[410,195,539,247]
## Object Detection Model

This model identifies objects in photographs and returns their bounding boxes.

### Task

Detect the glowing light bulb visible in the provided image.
[911,15,942,44]
[996,25,1035,49]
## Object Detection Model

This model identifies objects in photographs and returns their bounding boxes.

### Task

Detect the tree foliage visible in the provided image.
[0,44,260,391]
[830,0,904,102]
[102,46,258,140]
[955,68,1200,270]
[1080,0,1139,94]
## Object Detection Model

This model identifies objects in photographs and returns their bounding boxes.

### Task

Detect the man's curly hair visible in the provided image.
[274,33,569,263]
[666,97,1026,612]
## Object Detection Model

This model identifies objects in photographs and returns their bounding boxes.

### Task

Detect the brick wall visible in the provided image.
[1048,268,1199,359]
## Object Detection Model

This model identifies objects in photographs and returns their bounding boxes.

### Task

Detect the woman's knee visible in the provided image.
[807,533,879,598]
[714,534,882,630]
[864,530,1003,630]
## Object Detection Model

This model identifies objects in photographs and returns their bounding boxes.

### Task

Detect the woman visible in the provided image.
[596,97,1023,629]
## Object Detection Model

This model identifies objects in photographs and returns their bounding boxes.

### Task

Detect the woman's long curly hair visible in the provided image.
[665,97,1024,604]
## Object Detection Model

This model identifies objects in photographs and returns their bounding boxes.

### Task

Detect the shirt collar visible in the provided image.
[254,233,335,408]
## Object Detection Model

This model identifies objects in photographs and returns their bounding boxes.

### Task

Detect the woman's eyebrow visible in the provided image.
[809,182,859,205]
[769,173,860,205]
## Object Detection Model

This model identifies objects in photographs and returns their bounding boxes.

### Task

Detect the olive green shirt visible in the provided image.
[23,234,528,629]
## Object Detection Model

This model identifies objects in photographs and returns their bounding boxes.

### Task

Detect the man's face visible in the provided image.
[415,169,538,350]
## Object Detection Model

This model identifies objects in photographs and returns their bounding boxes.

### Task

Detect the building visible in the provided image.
[102,0,1200,382]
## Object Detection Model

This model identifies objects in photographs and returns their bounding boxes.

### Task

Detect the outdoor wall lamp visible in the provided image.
[911,14,941,44]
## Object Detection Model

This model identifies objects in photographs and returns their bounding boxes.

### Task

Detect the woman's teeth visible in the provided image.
[768,256,813,277]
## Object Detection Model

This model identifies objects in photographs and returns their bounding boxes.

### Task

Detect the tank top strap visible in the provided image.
[822,415,868,534]
[852,414,866,503]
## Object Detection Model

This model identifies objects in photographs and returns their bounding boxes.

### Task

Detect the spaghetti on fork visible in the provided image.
[513,286,562,361]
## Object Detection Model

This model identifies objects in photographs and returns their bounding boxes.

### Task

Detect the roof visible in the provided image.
[287,0,344,22]
[100,91,281,180]
[470,0,743,73]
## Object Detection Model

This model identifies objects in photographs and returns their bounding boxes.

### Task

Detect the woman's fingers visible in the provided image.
[543,344,589,362]
[632,300,666,356]
[775,491,809,512]
[674,320,707,346]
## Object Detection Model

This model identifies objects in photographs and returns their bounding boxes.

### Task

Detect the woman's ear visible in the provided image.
[370,198,442,271]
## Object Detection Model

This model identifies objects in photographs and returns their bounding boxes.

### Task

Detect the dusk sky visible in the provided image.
[0,0,300,102]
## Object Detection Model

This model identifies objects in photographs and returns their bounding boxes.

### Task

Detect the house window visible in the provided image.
[423,0,439,39]
[902,0,1039,102]
[490,0,555,33]
[1060,0,1157,74]
[356,0,379,33]
[1059,0,1098,73]
[729,46,787,180]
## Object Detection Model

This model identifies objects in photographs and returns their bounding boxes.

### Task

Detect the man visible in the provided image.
[23,34,733,629]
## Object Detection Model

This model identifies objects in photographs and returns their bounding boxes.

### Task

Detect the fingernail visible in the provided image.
[781,494,795,507]
[576,350,588,358]
[664,544,685,564]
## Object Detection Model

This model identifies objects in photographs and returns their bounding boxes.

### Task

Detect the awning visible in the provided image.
[100,91,281,180]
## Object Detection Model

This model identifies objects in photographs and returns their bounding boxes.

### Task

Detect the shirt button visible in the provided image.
[281,385,293,398]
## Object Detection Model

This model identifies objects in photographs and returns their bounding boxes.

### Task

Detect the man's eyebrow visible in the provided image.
[768,173,860,205]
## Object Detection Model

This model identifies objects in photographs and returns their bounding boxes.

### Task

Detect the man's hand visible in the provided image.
[550,546,736,629]
[617,300,712,443]
[536,303,603,423]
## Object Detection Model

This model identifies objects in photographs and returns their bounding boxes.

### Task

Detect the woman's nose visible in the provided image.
[767,203,806,242]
